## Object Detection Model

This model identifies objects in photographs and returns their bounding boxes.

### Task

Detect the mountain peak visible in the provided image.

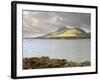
[45,27,90,39]
[29,26,90,39]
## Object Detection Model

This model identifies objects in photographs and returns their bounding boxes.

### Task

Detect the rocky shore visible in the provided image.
[23,56,91,69]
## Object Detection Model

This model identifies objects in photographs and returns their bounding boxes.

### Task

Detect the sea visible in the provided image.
[23,39,90,62]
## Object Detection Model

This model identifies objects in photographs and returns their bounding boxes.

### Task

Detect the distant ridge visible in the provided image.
[24,27,90,39]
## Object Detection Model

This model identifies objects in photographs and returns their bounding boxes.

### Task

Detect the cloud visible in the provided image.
[23,11,90,38]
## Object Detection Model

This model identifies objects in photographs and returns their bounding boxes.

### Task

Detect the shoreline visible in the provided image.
[23,56,91,69]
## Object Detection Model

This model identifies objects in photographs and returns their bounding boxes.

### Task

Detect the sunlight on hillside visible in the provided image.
[47,29,82,38]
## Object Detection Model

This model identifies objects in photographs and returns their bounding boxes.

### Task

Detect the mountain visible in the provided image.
[42,27,68,37]
[31,27,90,39]
[44,27,90,39]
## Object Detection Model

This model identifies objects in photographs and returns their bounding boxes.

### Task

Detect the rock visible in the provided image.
[23,56,91,69]
[80,61,91,66]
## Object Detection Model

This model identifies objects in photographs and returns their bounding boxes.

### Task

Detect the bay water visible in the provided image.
[23,39,90,62]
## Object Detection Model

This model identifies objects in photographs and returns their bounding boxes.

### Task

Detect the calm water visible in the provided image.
[23,39,90,62]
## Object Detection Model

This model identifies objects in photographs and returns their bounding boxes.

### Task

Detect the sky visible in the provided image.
[23,10,90,38]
